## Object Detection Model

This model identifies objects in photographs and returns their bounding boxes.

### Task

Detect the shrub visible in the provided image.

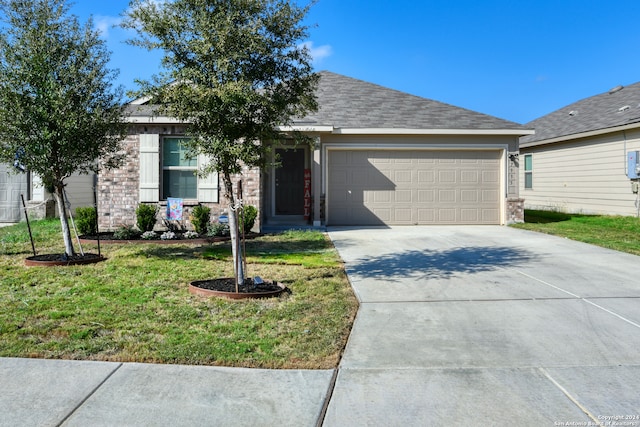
[208,222,230,237]
[136,204,157,232]
[190,204,211,235]
[160,231,176,240]
[184,231,199,239]
[241,205,258,234]
[113,225,141,240]
[75,207,97,235]
[141,231,157,240]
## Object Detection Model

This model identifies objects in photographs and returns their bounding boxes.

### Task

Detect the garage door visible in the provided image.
[0,163,28,223]
[327,150,501,225]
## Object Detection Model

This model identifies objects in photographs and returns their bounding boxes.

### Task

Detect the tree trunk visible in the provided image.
[222,173,244,290]
[53,185,76,257]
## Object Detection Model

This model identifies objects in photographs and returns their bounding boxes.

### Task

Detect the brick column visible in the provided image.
[506,198,525,224]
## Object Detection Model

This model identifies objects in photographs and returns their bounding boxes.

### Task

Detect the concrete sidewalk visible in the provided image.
[2,226,640,426]
[0,358,333,427]
[324,226,640,426]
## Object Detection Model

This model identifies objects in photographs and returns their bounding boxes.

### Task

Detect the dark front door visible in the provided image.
[275,148,305,215]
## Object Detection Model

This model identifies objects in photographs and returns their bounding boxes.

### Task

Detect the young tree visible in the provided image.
[123,0,318,287]
[0,0,128,257]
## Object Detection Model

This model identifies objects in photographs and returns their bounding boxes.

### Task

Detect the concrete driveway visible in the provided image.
[325,226,640,426]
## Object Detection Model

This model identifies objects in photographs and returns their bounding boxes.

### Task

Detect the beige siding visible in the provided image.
[30,172,96,217]
[520,129,640,216]
[65,174,96,214]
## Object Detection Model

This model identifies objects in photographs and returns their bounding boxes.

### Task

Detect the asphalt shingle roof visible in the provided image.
[127,71,529,132]
[127,104,156,117]
[522,81,640,146]
[298,71,528,131]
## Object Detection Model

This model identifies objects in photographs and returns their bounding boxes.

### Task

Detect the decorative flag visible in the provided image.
[167,198,183,220]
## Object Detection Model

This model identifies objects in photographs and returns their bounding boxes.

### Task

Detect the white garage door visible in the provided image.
[327,150,502,225]
[0,163,28,223]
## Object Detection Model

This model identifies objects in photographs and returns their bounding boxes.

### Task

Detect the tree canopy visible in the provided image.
[123,0,319,285]
[0,0,129,256]
[0,0,128,183]
[122,0,319,179]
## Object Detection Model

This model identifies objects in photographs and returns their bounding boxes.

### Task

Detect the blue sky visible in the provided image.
[69,0,640,124]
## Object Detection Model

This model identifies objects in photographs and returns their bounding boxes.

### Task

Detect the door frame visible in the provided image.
[270,145,309,219]
[323,142,509,225]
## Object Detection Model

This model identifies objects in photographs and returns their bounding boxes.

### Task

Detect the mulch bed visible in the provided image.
[195,278,284,293]
[189,277,288,299]
[25,253,105,266]
[79,232,259,245]
[79,232,228,244]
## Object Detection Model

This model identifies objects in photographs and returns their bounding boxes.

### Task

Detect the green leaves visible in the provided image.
[0,0,128,255]
[0,0,128,185]
[123,0,318,177]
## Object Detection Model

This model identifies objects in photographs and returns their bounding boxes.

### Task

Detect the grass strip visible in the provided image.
[0,222,358,369]
[511,210,640,256]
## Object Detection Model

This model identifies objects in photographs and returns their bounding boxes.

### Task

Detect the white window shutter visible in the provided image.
[31,173,45,201]
[139,134,160,202]
[197,154,219,203]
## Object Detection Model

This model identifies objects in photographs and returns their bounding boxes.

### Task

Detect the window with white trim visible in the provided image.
[162,137,197,199]
[524,154,533,189]
[138,133,219,203]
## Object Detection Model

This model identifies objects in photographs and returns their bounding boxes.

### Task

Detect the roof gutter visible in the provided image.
[126,120,534,137]
[278,125,335,133]
[281,126,534,136]
[126,115,185,124]
[331,127,533,136]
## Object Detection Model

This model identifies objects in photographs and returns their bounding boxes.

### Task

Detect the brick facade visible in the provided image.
[97,125,262,232]
[98,131,139,230]
[506,197,525,224]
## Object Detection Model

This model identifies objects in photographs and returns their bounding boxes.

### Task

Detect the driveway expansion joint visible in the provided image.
[539,367,601,425]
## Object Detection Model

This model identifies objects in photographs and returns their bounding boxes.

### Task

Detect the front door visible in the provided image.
[275,148,305,215]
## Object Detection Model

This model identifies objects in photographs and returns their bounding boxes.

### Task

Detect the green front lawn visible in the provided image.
[511,210,640,256]
[0,220,358,369]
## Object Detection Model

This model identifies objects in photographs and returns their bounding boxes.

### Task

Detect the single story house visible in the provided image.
[520,82,640,216]
[98,71,532,231]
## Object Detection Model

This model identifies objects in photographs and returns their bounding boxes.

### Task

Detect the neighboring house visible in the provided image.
[0,162,95,223]
[29,173,96,219]
[520,82,640,216]
[99,71,532,231]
